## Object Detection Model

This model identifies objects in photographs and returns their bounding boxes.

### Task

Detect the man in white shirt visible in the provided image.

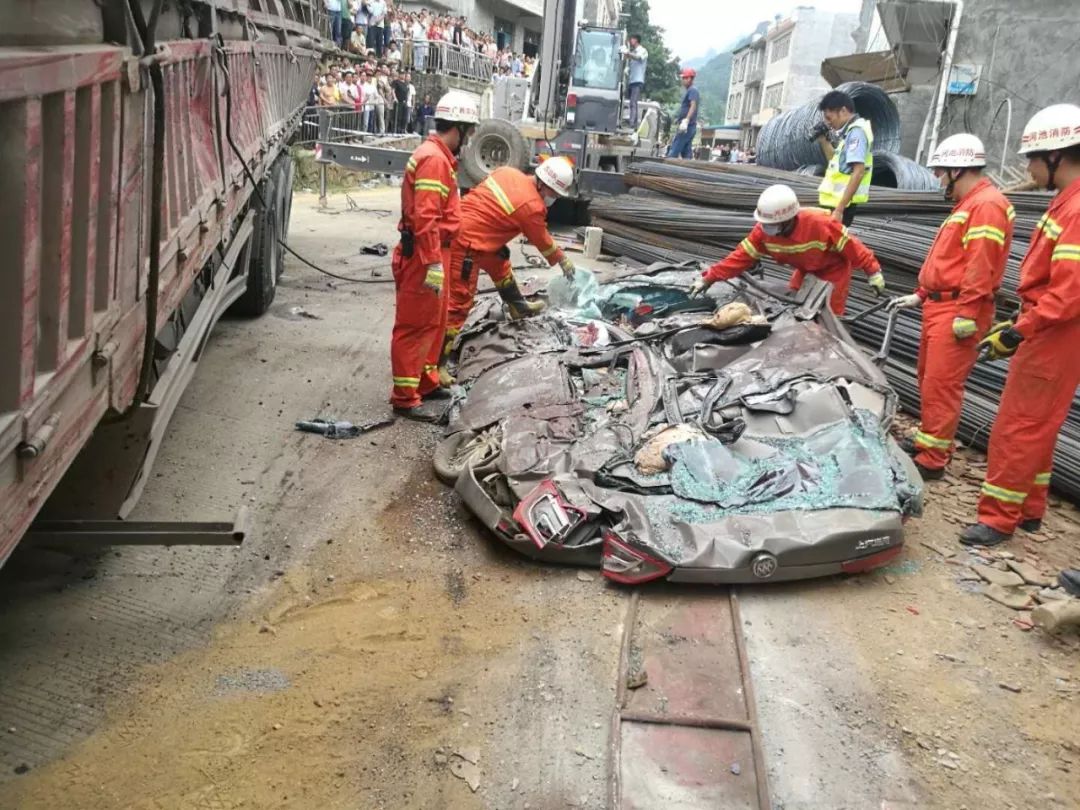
[367,0,386,57]
[411,16,427,71]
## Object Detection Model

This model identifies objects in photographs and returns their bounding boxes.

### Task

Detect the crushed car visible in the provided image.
[435,261,923,584]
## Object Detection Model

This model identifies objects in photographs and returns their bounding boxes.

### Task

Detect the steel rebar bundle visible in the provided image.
[756,82,902,170]
[589,167,1080,503]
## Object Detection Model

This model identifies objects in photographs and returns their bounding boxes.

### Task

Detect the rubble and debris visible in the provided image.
[449,758,481,792]
[1005,560,1054,587]
[1032,598,1080,634]
[971,563,1025,588]
[361,242,389,256]
[288,306,322,319]
[633,424,705,474]
[983,583,1036,611]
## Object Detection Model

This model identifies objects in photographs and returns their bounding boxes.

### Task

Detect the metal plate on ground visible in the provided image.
[611,588,769,809]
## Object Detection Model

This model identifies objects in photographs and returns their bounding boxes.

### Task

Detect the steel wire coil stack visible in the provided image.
[588,163,1080,502]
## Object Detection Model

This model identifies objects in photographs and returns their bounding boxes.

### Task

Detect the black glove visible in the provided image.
[808,121,830,142]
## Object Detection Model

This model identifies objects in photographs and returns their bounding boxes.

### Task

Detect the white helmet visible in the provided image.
[929,133,987,168]
[535,156,575,197]
[1019,103,1080,154]
[434,90,480,125]
[754,184,800,224]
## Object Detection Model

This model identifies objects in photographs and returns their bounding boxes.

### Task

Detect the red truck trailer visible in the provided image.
[0,2,324,564]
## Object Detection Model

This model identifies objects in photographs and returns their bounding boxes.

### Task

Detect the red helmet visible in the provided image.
[680,67,696,79]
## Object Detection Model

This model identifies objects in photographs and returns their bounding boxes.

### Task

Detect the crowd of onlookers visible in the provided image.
[322,1,535,78]
[312,61,434,135]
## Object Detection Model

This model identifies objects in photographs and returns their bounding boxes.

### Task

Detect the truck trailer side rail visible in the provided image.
[0,14,321,565]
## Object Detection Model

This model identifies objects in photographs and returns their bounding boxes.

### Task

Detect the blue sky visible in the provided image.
[650,0,864,62]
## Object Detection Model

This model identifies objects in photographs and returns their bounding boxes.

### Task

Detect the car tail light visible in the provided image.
[566,93,577,108]
[841,545,902,574]
[602,530,672,585]
[512,480,587,550]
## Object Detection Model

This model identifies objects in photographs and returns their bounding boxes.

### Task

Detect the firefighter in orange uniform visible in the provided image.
[390,91,478,421]
[888,133,1014,481]
[439,157,578,384]
[689,184,885,315]
[962,104,1080,545]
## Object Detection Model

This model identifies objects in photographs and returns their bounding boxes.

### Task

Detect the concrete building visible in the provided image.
[583,0,621,27]
[844,0,1078,177]
[725,7,859,148]
[398,0,543,54]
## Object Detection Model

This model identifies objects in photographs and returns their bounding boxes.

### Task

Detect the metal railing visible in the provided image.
[399,41,495,82]
[302,104,424,143]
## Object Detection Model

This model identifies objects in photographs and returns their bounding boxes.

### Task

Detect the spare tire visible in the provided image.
[460,118,530,185]
[433,426,503,485]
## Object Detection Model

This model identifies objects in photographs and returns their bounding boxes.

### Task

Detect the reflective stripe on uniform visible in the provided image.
[1037,213,1063,240]
[914,430,951,449]
[415,179,450,198]
[483,176,516,215]
[423,364,438,372]
[765,240,829,254]
[1051,243,1080,262]
[540,243,559,258]
[1006,204,1016,222]
[835,228,850,251]
[393,376,421,388]
[944,211,971,227]
[406,157,417,173]
[963,225,1007,247]
[980,482,1027,504]
[741,238,762,259]
[1034,472,1052,486]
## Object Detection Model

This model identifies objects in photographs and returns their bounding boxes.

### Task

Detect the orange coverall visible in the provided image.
[912,178,1014,470]
[445,167,566,339]
[702,208,881,315]
[390,135,460,409]
[977,179,1080,533]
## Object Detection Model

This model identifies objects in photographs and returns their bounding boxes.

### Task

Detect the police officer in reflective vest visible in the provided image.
[389,90,477,422]
[814,90,873,227]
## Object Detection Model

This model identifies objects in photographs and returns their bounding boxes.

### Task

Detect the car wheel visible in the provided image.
[433,426,503,486]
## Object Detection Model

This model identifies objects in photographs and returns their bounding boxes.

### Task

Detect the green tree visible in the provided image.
[623,0,681,107]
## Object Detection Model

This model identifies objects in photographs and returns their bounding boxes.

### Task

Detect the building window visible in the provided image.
[728,94,737,117]
[763,82,784,109]
[769,33,791,63]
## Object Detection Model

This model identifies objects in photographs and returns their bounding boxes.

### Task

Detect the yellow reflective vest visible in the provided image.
[818,116,873,208]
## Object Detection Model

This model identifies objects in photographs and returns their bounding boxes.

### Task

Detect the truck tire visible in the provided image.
[232,172,284,316]
[277,156,296,250]
[460,118,530,185]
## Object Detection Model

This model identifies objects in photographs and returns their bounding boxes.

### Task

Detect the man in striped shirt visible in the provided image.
[889,133,1014,481]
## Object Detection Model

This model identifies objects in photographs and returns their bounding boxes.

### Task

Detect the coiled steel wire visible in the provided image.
[756,81,902,170]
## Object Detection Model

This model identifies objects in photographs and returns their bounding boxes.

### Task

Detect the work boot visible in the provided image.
[1059,569,1080,597]
[959,522,1012,547]
[914,461,945,481]
[498,280,547,320]
[899,436,918,456]
[392,401,444,424]
[1018,518,1042,533]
